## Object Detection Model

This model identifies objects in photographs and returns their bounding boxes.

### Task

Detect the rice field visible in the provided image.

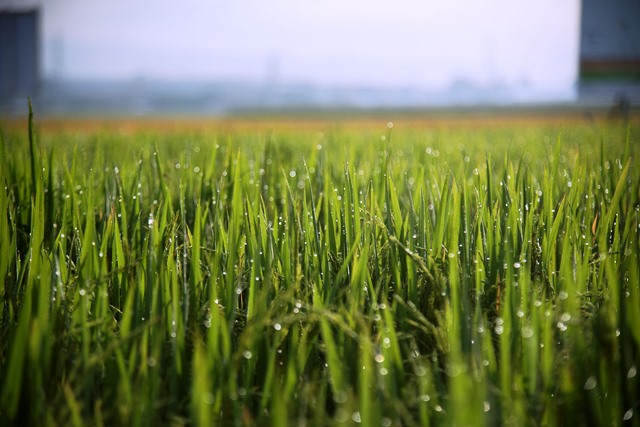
[1,107,639,426]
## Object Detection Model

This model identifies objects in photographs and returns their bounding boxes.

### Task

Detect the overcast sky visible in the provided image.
[33,0,580,91]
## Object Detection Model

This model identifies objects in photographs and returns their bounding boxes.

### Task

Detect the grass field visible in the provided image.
[1,109,639,426]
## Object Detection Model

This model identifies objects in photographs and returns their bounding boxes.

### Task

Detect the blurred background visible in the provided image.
[1,0,639,115]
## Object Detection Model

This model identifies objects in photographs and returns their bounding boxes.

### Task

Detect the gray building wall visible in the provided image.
[580,0,640,80]
[0,10,40,102]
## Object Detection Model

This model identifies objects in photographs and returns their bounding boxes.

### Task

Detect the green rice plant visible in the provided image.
[0,113,638,426]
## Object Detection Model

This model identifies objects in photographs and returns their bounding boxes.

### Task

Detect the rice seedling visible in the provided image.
[0,110,638,426]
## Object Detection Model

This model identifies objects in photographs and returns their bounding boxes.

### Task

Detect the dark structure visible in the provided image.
[0,9,40,108]
[579,0,640,105]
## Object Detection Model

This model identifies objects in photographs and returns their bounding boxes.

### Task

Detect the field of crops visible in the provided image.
[1,109,639,426]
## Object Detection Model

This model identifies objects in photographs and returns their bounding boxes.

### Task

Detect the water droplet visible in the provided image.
[200,392,214,405]
[333,390,347,403]
[243,350,253,359]
[584,376,597,390]
[273,323,282,331]
[352,411,362,423]
[420,394,430,402]
[375,354,385,363]
[623,409,633,421]
[484,401,491,412]
[628,365,637,379]
[79,289,86,296]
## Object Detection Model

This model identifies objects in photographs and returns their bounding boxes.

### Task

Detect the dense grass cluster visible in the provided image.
[1,111,639,426]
